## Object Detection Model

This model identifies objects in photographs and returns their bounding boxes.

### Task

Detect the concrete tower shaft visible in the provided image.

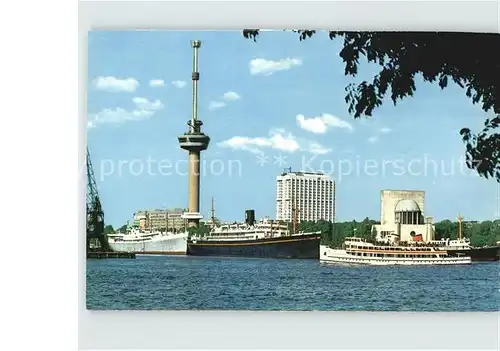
[178,40,210,228]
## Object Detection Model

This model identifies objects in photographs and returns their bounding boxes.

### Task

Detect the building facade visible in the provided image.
[134,208,187,232]
[276,170,335,223]
[372,190,436,243]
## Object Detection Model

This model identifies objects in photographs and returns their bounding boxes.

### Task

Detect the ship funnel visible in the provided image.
[245,209,255,226]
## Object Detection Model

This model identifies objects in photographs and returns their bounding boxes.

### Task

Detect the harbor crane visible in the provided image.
[86,147,109,253]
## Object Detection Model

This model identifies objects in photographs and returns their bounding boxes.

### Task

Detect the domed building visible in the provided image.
[371,190,435,243]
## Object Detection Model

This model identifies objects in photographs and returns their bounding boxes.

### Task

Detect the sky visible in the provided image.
[87,30,499,228]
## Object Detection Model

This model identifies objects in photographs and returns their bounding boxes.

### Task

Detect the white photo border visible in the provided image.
[79,1,500,349]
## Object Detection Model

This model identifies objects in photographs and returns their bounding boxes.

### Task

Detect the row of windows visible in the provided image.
[277,193,333,197]
[278,203,333,206]
[278,187,332,190]
[346,252,444,259]
[278,184,333,187]
[279,209,332,212]
[279,207,333,210]
[278,206,333,209]
[279,213,333,216]
[278,209,333,213]
[277,197,333,200]
[278,214,334,219]
[281,179,332,183]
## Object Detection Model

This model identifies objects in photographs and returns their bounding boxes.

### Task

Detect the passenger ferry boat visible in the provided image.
[107,227,188,255]
[320,237,471,265]
[187,209,321,259]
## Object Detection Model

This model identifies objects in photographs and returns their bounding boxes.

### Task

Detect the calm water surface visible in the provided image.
[86,255,499,311]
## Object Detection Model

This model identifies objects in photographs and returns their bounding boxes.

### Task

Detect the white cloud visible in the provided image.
[367,136,378,144]
[296,114,353,134]
[219,136,271,154]
[379,127,392,133]
[222,91,241,101]
[207,91,241,110]
[87,97,164,128]
[268,130,301,153]
[218,129,331,155]
[249,57,302,76]
[149,79,165,87]
[272,127,287,135]
[88,108,155,126]
[218,129,300,154]
[93,76,139,92]
[172,80,187,88]
[307,143,331,155]
[209,101,226,110]
[132,97,164,110]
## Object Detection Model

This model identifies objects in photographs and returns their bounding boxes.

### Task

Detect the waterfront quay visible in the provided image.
[87,251,136,259]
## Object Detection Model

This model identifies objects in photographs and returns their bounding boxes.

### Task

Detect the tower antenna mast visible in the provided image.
[178,40,211,229]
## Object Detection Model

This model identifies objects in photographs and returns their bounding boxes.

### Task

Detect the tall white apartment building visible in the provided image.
[276,170,335,222]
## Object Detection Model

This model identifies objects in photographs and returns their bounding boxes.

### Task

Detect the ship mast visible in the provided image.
[457,214,463,240]
[210,197,215,228]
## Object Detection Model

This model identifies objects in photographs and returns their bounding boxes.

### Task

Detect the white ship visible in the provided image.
[320,237,471,266]
[428,238,471,250]
[107,227,188,255]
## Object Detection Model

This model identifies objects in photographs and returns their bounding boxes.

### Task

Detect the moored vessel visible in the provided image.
[427,215,500,261]
[320,237,471,265]
[107,227,188,255]
[187,209,321,259]
[429,238,499,261]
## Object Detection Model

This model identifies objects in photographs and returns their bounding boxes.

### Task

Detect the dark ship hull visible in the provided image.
[447,246,499,261]
[187,233,321,259]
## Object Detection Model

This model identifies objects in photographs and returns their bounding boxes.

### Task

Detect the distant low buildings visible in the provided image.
[134,208,187,232]
[371,190,436,243]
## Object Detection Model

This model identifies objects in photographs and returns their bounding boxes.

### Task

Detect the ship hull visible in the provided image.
[320,246,471,266]
[108,233,188,255]
[187,233,320,259]
[447,246,499,261]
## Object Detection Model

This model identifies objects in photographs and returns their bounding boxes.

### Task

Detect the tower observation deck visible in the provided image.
[178,40,210,228]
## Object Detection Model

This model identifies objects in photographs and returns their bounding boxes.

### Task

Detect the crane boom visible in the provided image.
[86,147,108,252]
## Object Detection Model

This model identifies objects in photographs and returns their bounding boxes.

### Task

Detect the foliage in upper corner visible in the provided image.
[242,30,500,182]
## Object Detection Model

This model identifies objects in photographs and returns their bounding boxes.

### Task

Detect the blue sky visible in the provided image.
[87,30,499,228]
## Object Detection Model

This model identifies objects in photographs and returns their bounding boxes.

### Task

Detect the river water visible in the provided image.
[86,255,499,311]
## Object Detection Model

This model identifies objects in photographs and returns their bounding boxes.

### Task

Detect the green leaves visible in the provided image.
[436,220,500,246]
